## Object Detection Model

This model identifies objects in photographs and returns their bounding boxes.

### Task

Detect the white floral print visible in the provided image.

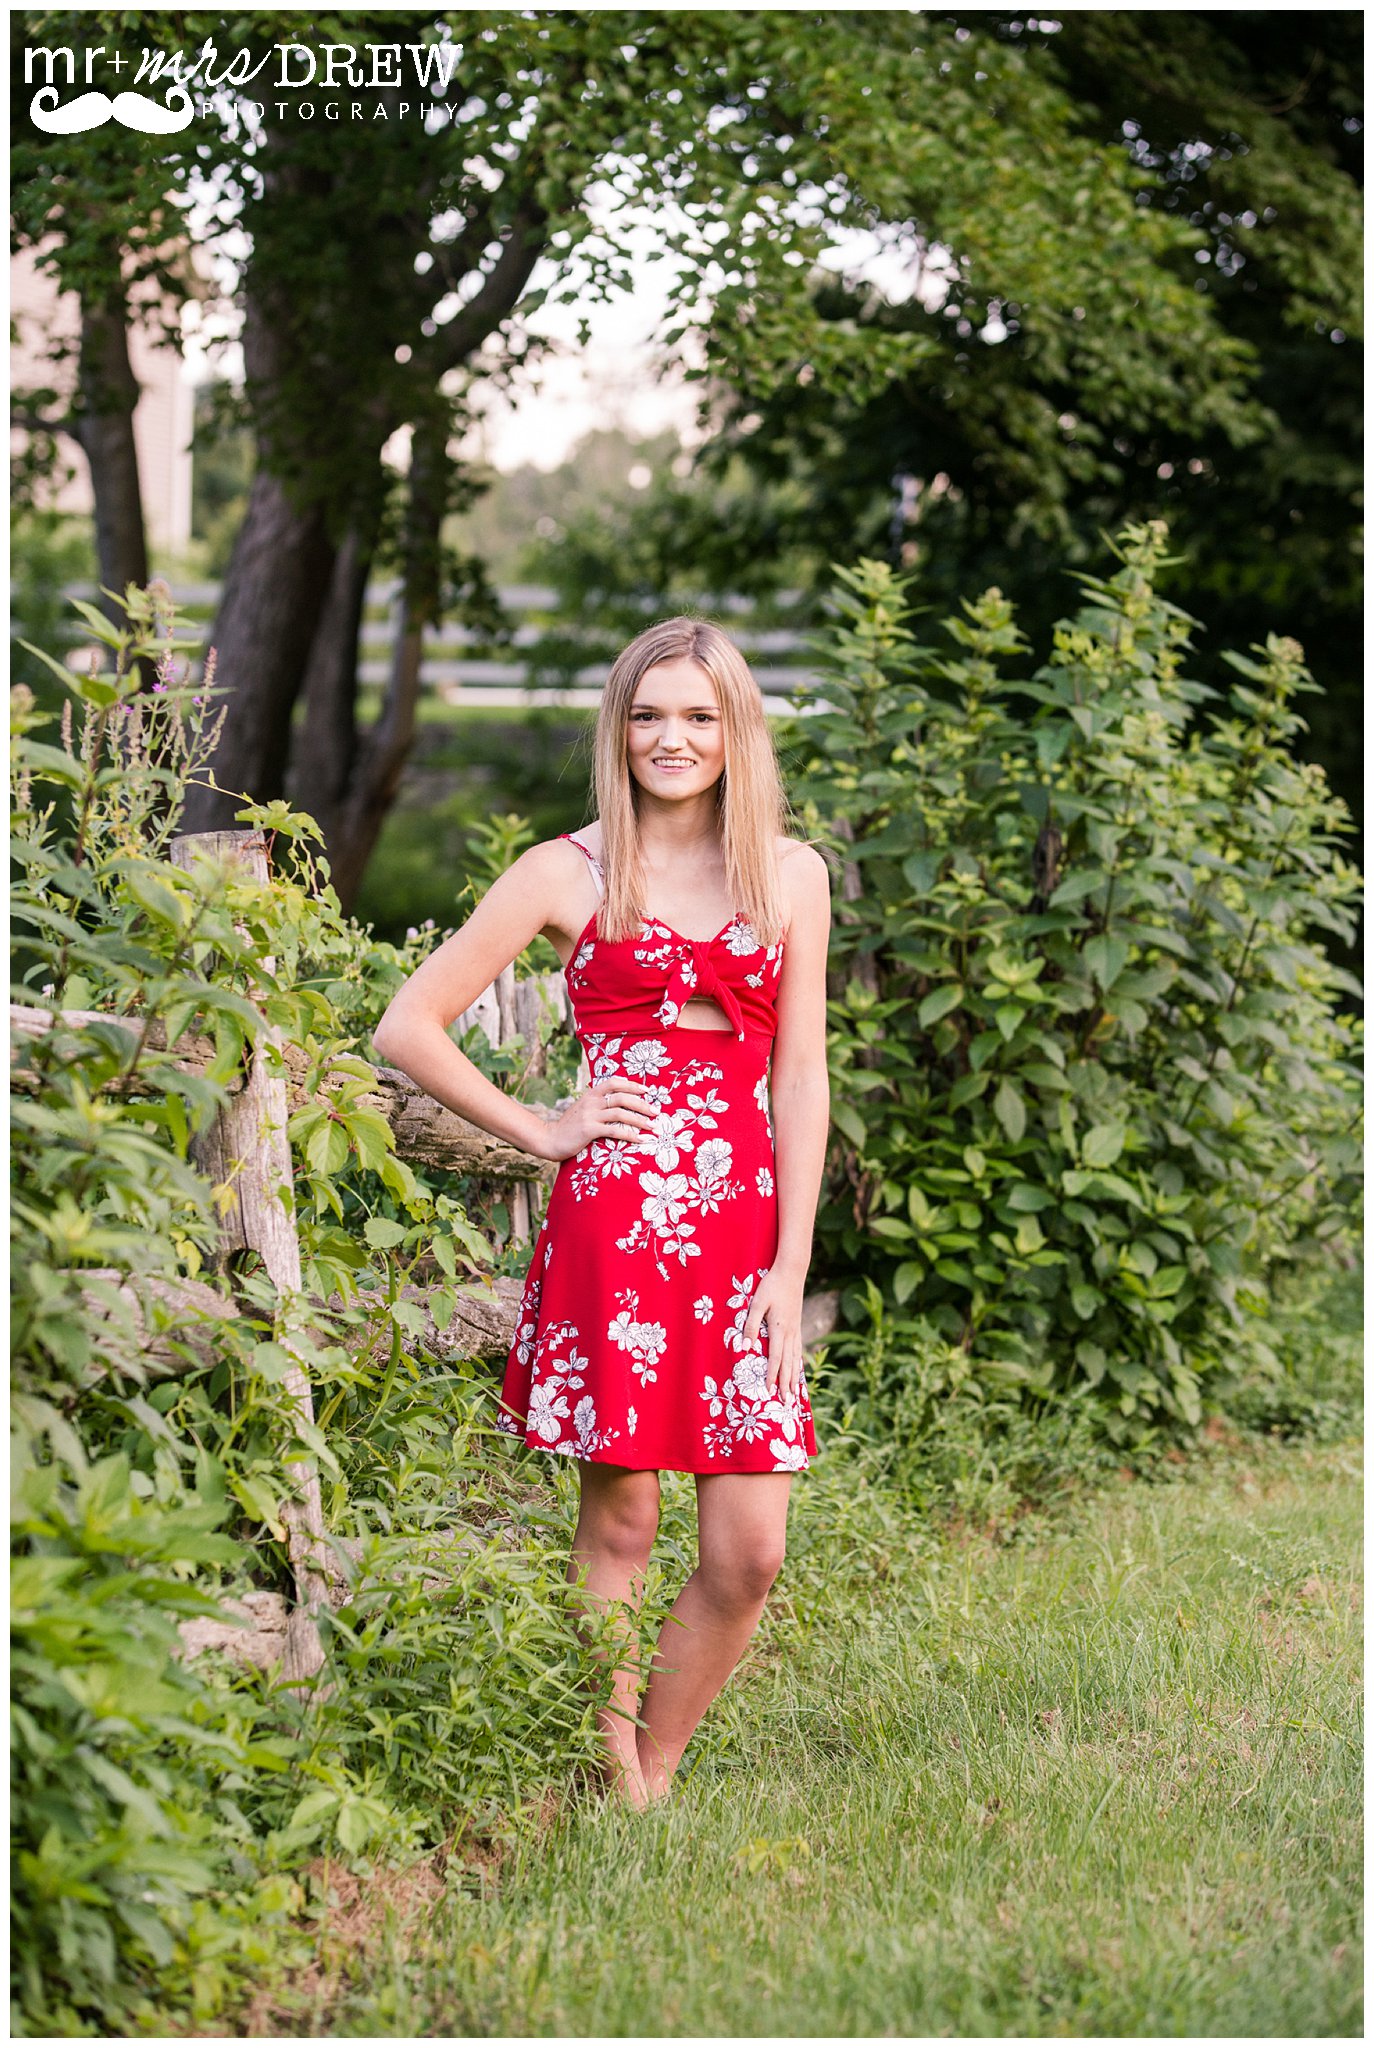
[528,1379,570,1443]
[498,910,816,1474]
[695,1270,812,1469]
[608,1291,668,1387]
[623,1039,672,1078]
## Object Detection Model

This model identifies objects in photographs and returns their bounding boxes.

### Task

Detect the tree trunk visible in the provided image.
[312,410,448,910]
[179,468,337,833]
[288,523,375,856]
[184,118,548,869]
[71,290,149,635]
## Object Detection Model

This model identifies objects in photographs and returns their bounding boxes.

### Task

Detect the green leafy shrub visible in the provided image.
[7,589,629,2033]
[781,522,1362,1442]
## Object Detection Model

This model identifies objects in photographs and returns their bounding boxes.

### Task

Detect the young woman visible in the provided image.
[373,616,831,1810]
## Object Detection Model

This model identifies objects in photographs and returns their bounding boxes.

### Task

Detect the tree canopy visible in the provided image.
[11,10,1359,897]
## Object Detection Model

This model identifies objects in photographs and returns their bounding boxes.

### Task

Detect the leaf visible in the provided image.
[15,738,84,786]
[1081,1122,1127,1169]
[344,1107,397,1172]
[11,1556,83,1614]
[125,871,189,931]
[1076,1342,1108,1386]
[893,1260,923,1305]
[1015,1213,1045,1254]
[1048,869,1107,908]
[305,1118,351,1176]
[364,1216,408,1251]
[918,984,964,1027]
[1082,934,1129,992]
[830,1100,866,1147]
[902,850,942,894]
[949,1071,990,1109]
[992,1078,1026,1143]
[251,1342,294,1383]
[16,642,94,699]
[230,1474,286,1540]
[336,1797,372,1854]
[291,1788,340,1829]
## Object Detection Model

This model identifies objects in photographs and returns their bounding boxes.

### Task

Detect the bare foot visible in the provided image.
[602,1754,651,1811]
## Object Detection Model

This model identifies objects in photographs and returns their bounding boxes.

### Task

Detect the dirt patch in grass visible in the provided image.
[233,1787,568,2036]
[235,1852,448,2035]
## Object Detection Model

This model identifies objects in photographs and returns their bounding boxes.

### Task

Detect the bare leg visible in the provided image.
[637,1472,791,1799]
[567,1462,662,1809]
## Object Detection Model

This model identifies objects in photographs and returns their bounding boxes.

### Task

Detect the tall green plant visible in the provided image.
[8,588,616,2033]
[782,523,1361,1439]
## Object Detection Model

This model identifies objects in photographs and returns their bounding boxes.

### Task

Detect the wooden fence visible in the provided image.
[48,581,824,707]
[11,830,838,1690]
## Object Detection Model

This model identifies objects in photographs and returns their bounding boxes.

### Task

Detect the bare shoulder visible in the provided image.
[498,835,576,888]
[468,834,587,930]
[775,834,832,896]
[775,835,831,938]
[512,828,600,879]
[507,830,605,948]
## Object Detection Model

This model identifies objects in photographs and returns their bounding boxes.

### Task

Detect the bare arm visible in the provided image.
[372,840,656,1165]
[767,843,833,1278]
[372,842,563,1157]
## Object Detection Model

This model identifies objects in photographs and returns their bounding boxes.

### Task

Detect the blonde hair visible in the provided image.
[588,616,797,947]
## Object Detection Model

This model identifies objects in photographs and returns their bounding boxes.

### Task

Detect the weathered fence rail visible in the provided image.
[44,581,826,704]
[11,828,838,1689]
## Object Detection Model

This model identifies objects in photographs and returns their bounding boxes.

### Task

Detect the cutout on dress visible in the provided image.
[676,996,733,1031]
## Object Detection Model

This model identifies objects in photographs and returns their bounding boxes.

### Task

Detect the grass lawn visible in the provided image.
[239,1419,1362,2037]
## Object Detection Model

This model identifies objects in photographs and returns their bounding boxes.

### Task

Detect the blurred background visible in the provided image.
[12,9,1362,959]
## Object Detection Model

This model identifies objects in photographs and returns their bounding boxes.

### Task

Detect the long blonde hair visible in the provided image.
[588,616,797,947]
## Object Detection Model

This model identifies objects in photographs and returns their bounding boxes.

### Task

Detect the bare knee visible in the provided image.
[699,1537,786,1611]
[574,1469,660,1569]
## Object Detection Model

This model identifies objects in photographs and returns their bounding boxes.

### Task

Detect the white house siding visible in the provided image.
[10,237,195,553]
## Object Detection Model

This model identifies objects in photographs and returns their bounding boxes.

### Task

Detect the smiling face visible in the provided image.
[625,657,727,802]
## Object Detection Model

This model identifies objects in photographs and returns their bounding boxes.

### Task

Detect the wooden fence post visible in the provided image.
[170,828,335,1684]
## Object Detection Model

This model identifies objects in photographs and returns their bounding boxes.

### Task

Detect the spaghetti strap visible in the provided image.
[560,830,605,899]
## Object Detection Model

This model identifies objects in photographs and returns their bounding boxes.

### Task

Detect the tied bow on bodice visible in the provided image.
[656,937,747,1040]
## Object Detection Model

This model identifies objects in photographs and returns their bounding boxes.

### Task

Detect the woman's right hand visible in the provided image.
[538,1070,659,1163]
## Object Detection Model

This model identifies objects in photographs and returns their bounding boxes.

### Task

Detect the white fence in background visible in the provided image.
[53,581,828,711]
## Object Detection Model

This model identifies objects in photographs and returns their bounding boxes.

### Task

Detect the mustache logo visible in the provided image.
[30,84,195,134]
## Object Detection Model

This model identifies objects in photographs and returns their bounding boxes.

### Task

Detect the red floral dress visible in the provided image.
[496,833,820,1475]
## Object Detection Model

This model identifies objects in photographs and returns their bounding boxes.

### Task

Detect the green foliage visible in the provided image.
[781,524,1362,1441]
[10,1414,265,2032]
[572,17,1363,902]
[7,560,1361,2030]
[6,587,619,2033]
[9,509,98,709]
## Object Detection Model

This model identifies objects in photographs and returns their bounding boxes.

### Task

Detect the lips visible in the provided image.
[652,759,694,772]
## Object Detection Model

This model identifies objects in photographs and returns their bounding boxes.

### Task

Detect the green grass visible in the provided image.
[237,1421,1362,2037]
